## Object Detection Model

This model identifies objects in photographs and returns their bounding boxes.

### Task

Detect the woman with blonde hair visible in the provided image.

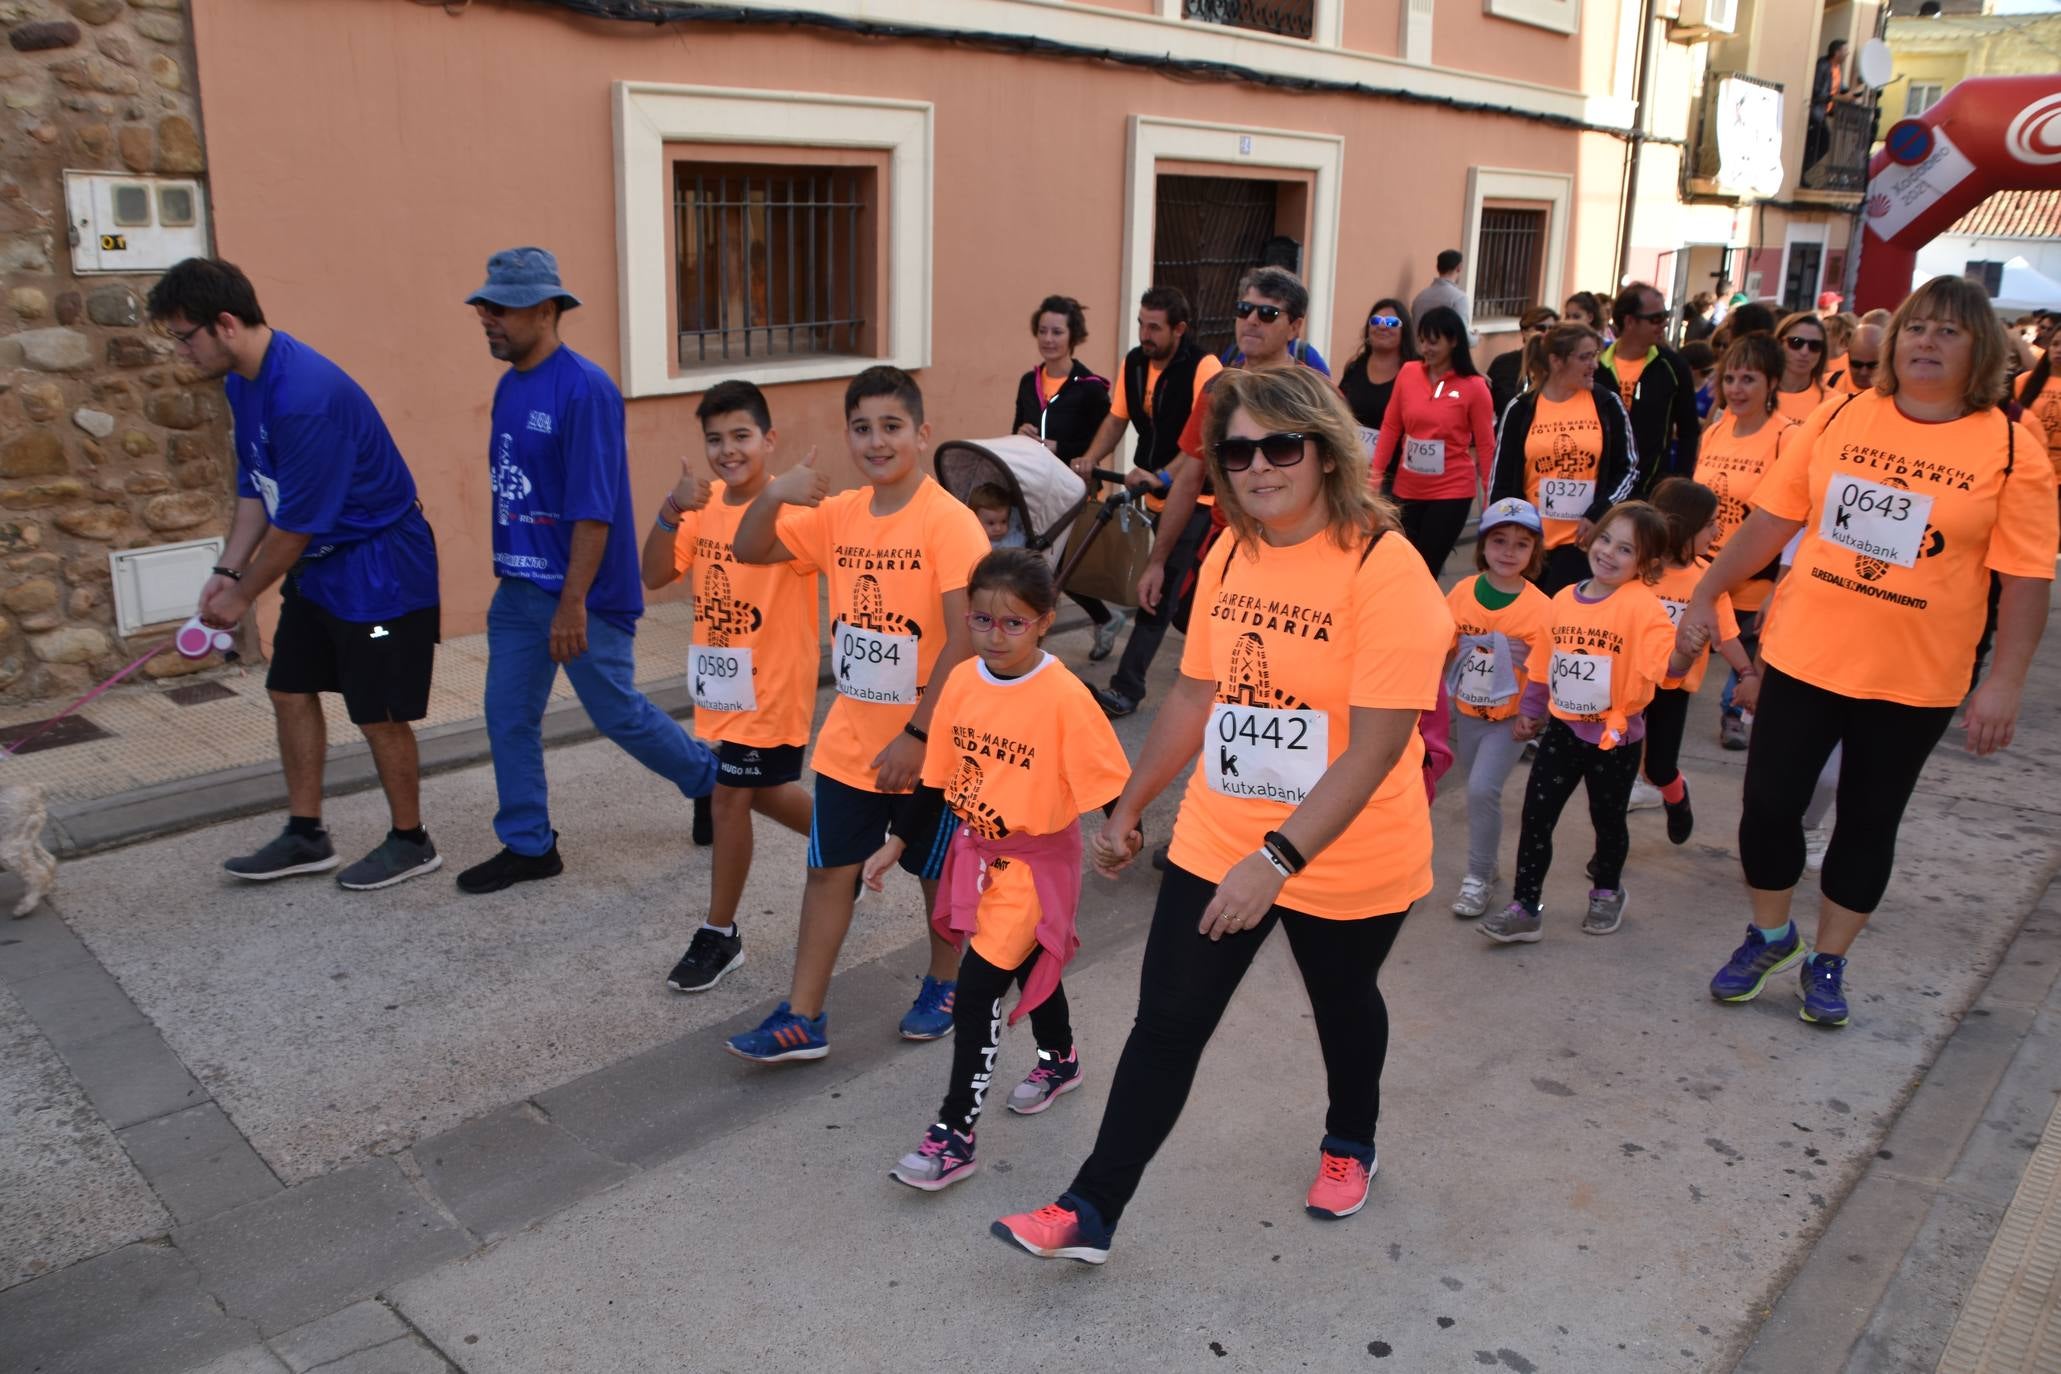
[993,364,1453,1262]
[1686,276,2057,1028]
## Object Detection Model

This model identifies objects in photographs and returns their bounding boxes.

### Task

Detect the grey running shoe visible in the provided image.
[224,827,338,881]
[1719,714,1749,751]
[337,832,443,891]
[1479,901,1542,944]
[1451,873,1496,919]
[1007,1047,1083,1115]
[1582,887,1629,935]
[1089,610,1129,663]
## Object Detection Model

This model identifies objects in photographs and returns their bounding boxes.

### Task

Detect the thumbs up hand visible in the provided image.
[768,447,829,507]
[671,455,713,513]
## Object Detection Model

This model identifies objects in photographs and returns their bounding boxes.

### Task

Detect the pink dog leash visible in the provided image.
[0,617,237,759]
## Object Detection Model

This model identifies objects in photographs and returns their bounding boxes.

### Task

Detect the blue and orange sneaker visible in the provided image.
[898,976,956,1041]
[1799,953,1851,1027]
[991,1194,1113,1265]
[1710,923,1805,1003]
[724,1002,828,1063]
[889,1123,977,1191]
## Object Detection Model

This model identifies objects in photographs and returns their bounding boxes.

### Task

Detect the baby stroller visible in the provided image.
[932,436,1146,606]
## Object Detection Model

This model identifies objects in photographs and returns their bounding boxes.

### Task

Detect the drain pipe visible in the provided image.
[1615,0,1660,290]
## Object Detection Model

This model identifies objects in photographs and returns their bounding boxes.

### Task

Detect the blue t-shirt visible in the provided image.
[1221,339,1331,377]
[227,331,438,622]
[487,345,643,632]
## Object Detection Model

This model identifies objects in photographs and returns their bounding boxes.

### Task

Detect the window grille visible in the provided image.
[1183,0,1314,39]
[675,166,869,366]
[1473,206,1548,321]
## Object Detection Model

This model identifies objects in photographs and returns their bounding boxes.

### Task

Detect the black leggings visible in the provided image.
[1514,719,1644,906]
[1398,497,1474,578]
[1642,687,1691,788]
[1069,592,1112,626]
[1539,543,1591,596]
[1065,864,1408,1226]
[938,946,1072,1133]
[1738,666,1953,914]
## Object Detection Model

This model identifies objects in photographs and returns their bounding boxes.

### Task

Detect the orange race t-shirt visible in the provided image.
[1109,353,1222,424]
[1444,575,1553,721]
[671,484,821,748]
[1696,411,1800,613]
[1170,528,1453,920]
[921,653,1131,967]
[1650,559,1740,693]
[1525,580,1679,733]
[775,476,991,791]
[1775,383,1828,424]
[1753,390,2058,707]
[1611,347,1650,412]
[1522,390,1606,549]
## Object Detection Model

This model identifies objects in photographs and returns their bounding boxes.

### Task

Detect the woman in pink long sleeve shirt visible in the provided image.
[1372,304,1498,575]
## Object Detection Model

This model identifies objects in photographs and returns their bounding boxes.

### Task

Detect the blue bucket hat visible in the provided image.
[465,246,581,311]
[1478,497,1543,536]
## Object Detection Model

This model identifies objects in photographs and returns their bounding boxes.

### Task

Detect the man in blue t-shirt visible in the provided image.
[457,247,716,895]
[147,258,444,891]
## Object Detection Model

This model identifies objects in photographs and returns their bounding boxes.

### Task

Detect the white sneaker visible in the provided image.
[1803,824,1830,872]
[1627,778,1664,811]
[1451,873,1495,919]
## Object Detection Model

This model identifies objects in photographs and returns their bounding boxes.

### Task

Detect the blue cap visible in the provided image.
[465,246,581,311]
[1478,497,1542,536]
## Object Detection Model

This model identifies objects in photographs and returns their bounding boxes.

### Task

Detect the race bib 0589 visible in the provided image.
[690,645,755,713]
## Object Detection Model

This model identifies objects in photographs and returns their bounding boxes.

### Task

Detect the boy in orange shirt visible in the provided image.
[638,380,819,993]
[726,367,991,1061]
[1480,502,1703,943]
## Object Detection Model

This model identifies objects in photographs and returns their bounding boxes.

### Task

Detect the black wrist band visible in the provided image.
[211,565,243,581]
[902,723,928,744]
[1263,829,1307,875]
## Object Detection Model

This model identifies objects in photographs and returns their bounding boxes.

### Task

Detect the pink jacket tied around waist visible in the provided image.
[929,819,1083,1025]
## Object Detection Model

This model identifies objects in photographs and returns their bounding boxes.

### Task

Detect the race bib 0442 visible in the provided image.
[689,645,755,713]
[833,620,918,705]
[1204,703,1329,805]
[1818,475,1933,568]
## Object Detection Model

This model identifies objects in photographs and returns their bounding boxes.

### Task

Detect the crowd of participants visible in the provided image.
[152,241,2057,1267]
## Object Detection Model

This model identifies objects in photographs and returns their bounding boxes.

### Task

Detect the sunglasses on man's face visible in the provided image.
[1235,301,1286,324]
[1215,432,1310,472]
[1784,335,1826,353]
[1368,314,1402,329]
[1630,310,1669,325]
[1847,357,1879,371]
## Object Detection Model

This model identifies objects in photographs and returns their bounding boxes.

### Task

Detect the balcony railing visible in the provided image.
[1183,0,1314,39]
[1801,98,1874,195]
[1687,71,1786,200]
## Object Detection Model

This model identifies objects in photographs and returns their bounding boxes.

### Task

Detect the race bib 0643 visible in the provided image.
[1818,475,1933,568]
[833,620,918,705]
[690,645,755,713]
[1204,703,1328,805]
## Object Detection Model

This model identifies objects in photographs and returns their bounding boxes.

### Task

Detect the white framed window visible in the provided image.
[1460,168,1571,334]
[1907,82,1944,117]
[1485,0,1580,36]
[612,82,933,399]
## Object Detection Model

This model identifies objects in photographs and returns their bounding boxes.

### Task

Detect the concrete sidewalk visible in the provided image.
[2,603,2059,1373]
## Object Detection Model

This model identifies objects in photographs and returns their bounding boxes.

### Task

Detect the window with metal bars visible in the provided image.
[1153,175,1281,360]
[1183,0,1314,39]
[1472,206,1548,322]
[674,165,872,367]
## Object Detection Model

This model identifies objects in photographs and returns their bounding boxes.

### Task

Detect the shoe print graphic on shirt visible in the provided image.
[1220,632,1311,711]
[698,563,764,648]
[848,574,920,638]
[943,754,1011,840]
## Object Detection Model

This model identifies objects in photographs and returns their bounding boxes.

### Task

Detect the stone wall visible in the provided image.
[0,0,224,705]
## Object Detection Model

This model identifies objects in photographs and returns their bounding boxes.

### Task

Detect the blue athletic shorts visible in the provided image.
[808,773,958,876]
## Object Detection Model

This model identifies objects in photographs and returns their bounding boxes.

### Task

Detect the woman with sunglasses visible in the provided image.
[1489,307,1558,420]
[993,365,1450,1263]
[1685,277,2057,1028]
[1773,312,1831,423]
[1370,305,1498,575]
[1338,298,1418,461]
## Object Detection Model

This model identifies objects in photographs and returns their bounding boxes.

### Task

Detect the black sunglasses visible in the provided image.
[1215,432,1310,472]
[1235,301,1286,323]
[1630,309,1669,324]
[1784,335,1826,353]
[1846,357,1880,370]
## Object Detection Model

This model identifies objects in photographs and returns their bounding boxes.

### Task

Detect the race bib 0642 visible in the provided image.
[1548,650,1613,716]
[1204,703,1328,805]
[833,620,918,705]
[690,645,755,713]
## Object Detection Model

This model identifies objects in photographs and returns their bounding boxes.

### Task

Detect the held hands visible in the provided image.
[549,599,588,663]
[1091,811,1145,878]
[861,837,906,893]
[871,731,926,794]
[1136,561,1166,615]
[1511,714,1544,742]
[1963,676,2021,756]
[1674,599,1720,663]
[767,448,828,508]
[1731,670,1762,715]
[671,456,713,513]
[1198,851,1286,942]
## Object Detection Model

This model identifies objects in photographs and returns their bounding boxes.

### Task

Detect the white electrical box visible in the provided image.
[110,536,223,635]
[64,171,210,275]
[1674,0,1739,36]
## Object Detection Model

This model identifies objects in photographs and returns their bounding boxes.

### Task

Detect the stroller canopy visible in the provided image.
[933,436,1088,563]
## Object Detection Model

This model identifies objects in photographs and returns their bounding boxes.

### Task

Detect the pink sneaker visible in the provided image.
[1006,1047,1083,1115]
[1305,1142,1376,1219]
[990,1200,1112,1264]
[889,1123,977,1192]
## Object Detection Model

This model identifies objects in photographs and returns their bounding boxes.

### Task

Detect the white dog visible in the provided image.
[0,784,55,917]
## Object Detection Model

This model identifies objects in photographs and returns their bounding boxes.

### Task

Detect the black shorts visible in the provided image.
[714,741,804,789]
[808,773,958,876]
[266,577,438,725]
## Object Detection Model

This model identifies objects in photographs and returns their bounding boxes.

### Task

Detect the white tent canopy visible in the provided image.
[1912,256,2061,315]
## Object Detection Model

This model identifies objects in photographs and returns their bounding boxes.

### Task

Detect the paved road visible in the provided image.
[3,606,2059,1373]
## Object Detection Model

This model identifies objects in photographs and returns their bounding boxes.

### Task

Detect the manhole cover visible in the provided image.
[164,681,236,707]
[0,714,112,756]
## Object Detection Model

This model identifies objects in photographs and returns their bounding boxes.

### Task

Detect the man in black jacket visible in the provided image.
[1597,283,1700,494]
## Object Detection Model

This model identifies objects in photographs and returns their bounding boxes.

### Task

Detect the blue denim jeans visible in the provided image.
[484,577,716,856]
[1719,608,1761,721]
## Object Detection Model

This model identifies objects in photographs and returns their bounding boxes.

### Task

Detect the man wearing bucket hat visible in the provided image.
[457,247,717,894]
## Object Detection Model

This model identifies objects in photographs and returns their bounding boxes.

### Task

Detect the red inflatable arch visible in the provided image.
[1855,74,2061,312]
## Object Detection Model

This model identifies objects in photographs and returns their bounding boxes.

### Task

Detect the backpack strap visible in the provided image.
[2004,408,2016,479]
[1359,525,1387,568]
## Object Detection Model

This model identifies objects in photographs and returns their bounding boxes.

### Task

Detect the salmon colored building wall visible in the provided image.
[190,0,1590,637]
